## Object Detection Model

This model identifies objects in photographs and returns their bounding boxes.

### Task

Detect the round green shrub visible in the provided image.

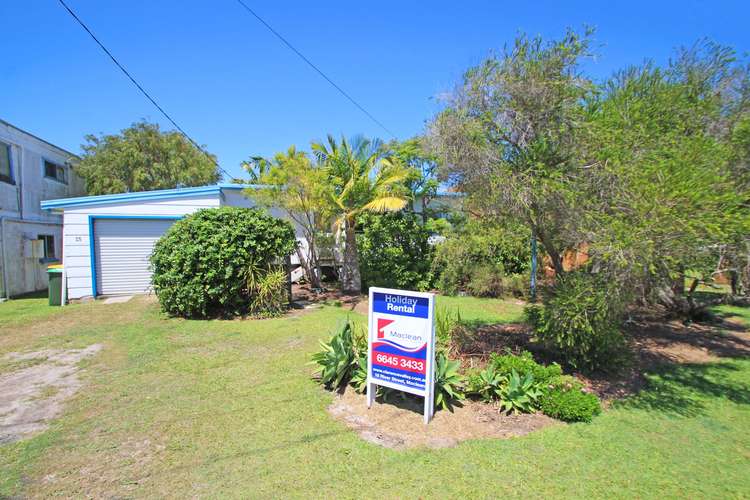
[150,207,296,318]
[539,387,602,423]
[357,212,434,291]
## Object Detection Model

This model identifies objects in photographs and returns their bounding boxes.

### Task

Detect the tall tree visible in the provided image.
[77,120,220,195]
[249,146,332,289]
[312,135,409,293]
[428,29,596,276]
[586,41,750,306]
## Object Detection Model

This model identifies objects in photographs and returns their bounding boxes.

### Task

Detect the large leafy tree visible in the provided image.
[250,146,333,289]
[428,29,596,276]
[429,30,750,313]
[77,120,221,194]
[585,41,750,305]
[312,135,410,293]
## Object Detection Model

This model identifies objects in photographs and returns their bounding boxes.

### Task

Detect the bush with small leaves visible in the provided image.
[539,386,602,423]
[490,350,563,385]
[151,207,296,318]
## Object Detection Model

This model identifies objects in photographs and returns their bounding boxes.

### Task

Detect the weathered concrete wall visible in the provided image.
[0,120,84,296]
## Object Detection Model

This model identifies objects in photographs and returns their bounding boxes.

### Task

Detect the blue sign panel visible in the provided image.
[372,292,429,318]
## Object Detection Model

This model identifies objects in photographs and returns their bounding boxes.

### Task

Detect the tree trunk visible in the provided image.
[341,223,361,294]
[295,246,320,289]
[534,225,564,277]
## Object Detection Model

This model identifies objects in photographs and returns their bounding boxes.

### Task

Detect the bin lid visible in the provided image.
[47,264,63,273]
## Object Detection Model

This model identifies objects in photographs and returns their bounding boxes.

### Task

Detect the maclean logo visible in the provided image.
[377,318,395,339]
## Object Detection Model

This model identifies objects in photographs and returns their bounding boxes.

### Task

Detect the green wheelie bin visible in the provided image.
[47,264,63,306]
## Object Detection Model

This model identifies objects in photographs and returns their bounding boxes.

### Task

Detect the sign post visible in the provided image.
[366,287,436,424]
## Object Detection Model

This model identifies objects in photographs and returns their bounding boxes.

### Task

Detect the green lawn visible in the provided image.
[1,294,749,497]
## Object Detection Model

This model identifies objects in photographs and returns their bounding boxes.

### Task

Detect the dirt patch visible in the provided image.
[328,386,558,449]
[292,283,366,312]
[0,344,102,443]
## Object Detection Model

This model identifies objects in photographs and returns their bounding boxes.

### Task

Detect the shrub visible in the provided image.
[357,212,434,291]
[526,271,626,371]
[465,264,505,297]
[151,207,296,318]
[490,350,563,385]
[539,387,602,423]
[310,320,366,390]
[433,219,530,296]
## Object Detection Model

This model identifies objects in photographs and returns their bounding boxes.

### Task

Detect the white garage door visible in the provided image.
[94,218,176,296]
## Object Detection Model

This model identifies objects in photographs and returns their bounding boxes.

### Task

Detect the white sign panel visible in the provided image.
[366,287,436,424]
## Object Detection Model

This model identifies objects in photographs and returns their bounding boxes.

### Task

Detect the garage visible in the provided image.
[93,217,178,296]
[40,184,302,300]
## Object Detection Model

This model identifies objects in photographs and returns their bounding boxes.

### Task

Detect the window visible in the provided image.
[43,160,67,184]
[38,234,55,260]
[0,141,12,184]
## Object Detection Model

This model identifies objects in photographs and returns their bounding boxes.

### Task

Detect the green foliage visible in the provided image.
[77,120,220,195]
[489,350,563,384]
[248,268,287,318]
[434,352,464,411]
[429,29,596,277]
[312,134,410,293]
[527,272,626,371]
[250,146,333,289]
[433,219,530,297]
[311,319,368,392]
[350,351,368,394]
[435,307,461,353]
[540,386,602,423]
[497,370,544,414]
[465,364,504,402]
[150,207,296,318]
[311,320,359,390]
[357,212,434,291]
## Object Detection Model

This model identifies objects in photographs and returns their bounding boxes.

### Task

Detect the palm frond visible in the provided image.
[361,196,408,213]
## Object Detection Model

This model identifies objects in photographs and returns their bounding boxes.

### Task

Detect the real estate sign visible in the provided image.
[366,287,436,424]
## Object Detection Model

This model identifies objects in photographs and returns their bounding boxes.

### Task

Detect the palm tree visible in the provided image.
[312,135,409,294]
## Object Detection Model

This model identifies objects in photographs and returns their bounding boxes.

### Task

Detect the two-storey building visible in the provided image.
[0,119,85,298]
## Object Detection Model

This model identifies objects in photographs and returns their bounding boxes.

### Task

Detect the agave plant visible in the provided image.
[350,351,368,394]
[471,364,505,402]
[434,352,465,411]
[310,320,358,389]
[498,369,543,414]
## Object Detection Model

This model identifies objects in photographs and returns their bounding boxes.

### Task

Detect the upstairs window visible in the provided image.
[0,141,12,184]
[44,159,67,184]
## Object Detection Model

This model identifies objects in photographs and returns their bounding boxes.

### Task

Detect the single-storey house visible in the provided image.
[40,184,305,301]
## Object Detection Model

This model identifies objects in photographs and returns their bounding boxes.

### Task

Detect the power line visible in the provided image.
[56,0,235,180]
[233,0,397,139]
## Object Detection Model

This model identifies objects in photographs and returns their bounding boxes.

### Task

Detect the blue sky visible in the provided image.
[2,1,749,179]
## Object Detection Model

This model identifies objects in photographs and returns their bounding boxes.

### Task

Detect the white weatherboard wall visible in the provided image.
[62,194,221,299]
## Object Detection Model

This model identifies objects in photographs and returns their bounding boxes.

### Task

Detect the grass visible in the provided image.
[0,295,749,497]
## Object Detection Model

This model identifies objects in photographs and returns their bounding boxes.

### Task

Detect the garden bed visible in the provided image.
[328,386,558,450]
[450,313,750,402]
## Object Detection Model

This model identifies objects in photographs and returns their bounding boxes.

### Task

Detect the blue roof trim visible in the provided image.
[41,184,261,210]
